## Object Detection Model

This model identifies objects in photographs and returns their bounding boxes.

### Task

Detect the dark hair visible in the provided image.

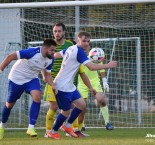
[52,22,66,31]
[78,31,91,38]
[43,38,57,47]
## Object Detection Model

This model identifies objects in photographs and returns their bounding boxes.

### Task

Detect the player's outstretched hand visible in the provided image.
[90,88,97,96]
[51,83,58,95]
[104,61,117,69]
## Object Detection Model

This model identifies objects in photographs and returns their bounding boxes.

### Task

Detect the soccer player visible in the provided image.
[47,31,117,139]
[0,39,57,140]
[77,61,114,133]
[43,22,74,137]
[43,22,96,138]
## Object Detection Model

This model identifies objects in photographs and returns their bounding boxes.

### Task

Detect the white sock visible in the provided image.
[65,122,72,128]
[28,124,34,128]
[0,122,6,128]
[52,130,57,134]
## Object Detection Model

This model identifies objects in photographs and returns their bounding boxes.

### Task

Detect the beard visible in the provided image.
[46,53,53,59]
[55,35,64,42]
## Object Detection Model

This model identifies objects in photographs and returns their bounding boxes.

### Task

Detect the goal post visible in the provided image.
[0,0,155,129]
[28,37,142,126]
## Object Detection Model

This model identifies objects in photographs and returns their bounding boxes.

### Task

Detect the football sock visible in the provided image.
[78,122,83,131]
[67,107,82,126]
[28,124,34,128]
[29,101,41,125]
[0,122,6,128]
[46,108,56,130]
[100,105,109,125]
[72,117,78,130]
[2,105,11,123]
[52,113,67,132]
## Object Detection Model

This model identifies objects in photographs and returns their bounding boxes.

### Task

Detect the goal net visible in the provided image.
[0,0,155,129]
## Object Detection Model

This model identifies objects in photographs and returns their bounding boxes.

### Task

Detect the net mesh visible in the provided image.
[0,2,155,128]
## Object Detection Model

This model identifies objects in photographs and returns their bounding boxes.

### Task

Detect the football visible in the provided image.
[89,47,105,63]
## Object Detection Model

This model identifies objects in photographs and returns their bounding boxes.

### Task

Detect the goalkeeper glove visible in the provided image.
[102,77,109,92]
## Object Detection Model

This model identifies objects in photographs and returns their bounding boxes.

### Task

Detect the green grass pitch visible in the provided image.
[0,128,155,145]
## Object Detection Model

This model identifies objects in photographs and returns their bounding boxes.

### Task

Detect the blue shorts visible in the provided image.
[55,89,81,111]
[7,78,41,103]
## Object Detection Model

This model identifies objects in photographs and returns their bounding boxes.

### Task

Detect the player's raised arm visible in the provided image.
[54,52,62,59]
[54,48,67,59]
[0,52,18,71]
[85,60,117,71]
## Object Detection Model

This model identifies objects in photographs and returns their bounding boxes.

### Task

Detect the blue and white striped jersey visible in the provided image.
[8,47,54,85]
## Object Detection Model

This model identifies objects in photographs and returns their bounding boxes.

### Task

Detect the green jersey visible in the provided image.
[51,39,73,79]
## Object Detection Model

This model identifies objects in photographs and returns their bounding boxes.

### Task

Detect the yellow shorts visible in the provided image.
[43,83,56,102]
[77,81,103,99]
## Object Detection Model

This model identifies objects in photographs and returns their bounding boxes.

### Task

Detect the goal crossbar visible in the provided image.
[0,0,154,9]
[28,37,140,46]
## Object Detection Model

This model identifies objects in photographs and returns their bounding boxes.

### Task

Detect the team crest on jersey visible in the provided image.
[34,60,39,63]
[48,94,52,99]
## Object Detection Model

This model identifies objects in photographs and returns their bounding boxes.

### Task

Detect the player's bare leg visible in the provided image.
[95,92,113,130]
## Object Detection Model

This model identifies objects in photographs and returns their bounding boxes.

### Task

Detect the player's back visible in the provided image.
[54,45,80,92]
[54,44,90,92]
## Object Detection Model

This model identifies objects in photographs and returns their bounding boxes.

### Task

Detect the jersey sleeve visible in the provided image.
[79,64,85,74]
[45,57,54,72]
[17,47,40,59]
[77,47,90,64]
[60,48,67,57]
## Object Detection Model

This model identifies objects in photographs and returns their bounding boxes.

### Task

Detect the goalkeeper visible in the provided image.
[75,50,114,133]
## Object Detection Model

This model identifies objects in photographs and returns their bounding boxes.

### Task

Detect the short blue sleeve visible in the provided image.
[46,57,54,71]
[18,47,40,59]
[62,49,67,55]
[77,47,89,63]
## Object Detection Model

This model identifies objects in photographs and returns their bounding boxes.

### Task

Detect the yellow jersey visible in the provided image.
[78,63,105,87]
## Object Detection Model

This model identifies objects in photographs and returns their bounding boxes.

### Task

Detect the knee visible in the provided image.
[31,90,42,102]
[50,102,58,112]
[33,95,42,102]
[81,107,86,114]
[81,102,86,111]
[61,110,70,117]
[98,99,106,107]
[6,102,14,109]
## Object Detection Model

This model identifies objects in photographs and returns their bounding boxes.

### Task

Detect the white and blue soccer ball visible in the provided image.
[89,47,105,64]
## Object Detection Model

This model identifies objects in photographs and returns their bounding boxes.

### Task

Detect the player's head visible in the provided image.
[42,38,57,59]
[52,22,66,42]
[77,31,91,51]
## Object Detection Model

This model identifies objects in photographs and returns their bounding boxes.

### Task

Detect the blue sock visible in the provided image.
[68,107,82,124]
[52,113,67,131]
[2,105,12,123]
[29,101,41,125]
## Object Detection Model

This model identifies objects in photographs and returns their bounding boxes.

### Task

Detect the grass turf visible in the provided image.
[0,128,155,145]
